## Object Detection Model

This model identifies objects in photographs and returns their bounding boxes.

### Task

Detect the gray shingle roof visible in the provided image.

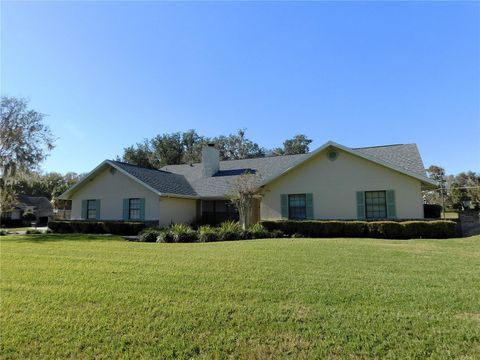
[17,194,53,209]
[352,144,427,178]
[163,154,308,197]
[110,143,430,198]
[110,161,197,196]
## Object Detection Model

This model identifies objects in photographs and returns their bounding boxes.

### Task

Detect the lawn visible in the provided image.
[1,235,479,359]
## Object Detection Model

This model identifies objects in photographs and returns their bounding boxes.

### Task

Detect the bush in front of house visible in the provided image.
[48,221,145,235]
[156,229,174,243]
[138,228,163,242]
[169,223,198,243]
[217,220,243,241]
[198,225,219,242]
[260,220,458,239]
[244,223,271,239]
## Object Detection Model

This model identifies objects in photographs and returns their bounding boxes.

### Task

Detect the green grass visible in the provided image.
[444,211,459,219]
[1,235,479,359]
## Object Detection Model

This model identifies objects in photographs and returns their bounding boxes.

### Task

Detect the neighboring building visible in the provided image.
[59,141,437,226]
[0,194,54,226]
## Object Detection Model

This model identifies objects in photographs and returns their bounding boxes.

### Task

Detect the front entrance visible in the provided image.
[201,200,239,225]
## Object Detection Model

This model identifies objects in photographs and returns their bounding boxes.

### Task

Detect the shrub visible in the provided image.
[138,228,163,242]
[402,220,457,239]
[270,229,285,238]
[198,225,218,242]
[260,220,458,239]
[156,230,174,243]
[48,221,145,235]
[218,221,243,241]
[169,224,198,243]
[247,223,271,239]
[370,221,406,239]
[0,229,7,236]
[343,221,367,237]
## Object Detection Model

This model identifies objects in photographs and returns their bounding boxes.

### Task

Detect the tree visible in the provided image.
[229,170,263,229]
[212,129,265,160]
[182,129,205,164]
[269,134,312,156]
[423,165,448,213]
[0,96,55,210]
[121,140,156,169]
[450,171,480,210]
[283,134,313,155]
[118,129,265,167]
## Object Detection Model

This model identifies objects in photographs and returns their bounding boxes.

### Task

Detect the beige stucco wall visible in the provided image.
[70,166,160,222]
[261,148,424,220]
[158,197,198,226]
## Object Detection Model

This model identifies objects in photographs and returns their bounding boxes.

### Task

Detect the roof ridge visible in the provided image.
[110,160,174,174]
[352,144,408,150]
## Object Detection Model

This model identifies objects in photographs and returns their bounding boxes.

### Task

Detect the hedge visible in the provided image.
[48,221,145,235]
[260,220,458,239]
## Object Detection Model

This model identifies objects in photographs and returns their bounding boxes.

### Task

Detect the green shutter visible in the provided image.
[81,200,87,219]
[139,198,145,221]
[123,199,129,220]
[306,193,314,219]
[280,194,288,219]
[356,192,365,219]
[386,190,396,218]
[95,199,101,219]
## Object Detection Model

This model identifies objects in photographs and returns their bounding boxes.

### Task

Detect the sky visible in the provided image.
[1,1,479,175]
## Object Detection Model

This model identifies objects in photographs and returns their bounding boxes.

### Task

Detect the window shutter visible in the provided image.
[356,192,365,219]
[139,198,145,221]
[81,200,87,219]
[95,199,101,219]
[280,194,288,219]
[305,193,314,219]
[123,199,129,221]
[386,190,396,218]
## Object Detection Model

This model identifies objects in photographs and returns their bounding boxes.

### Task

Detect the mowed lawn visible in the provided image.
[1,235,479,359]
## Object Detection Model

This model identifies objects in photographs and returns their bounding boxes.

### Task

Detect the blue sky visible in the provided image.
[2,1,479,175]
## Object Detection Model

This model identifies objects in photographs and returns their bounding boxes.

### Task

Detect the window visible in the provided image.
[288,194,306,220]
[129,198,141,220]
[87,200,97,219]
[365,191,387,219]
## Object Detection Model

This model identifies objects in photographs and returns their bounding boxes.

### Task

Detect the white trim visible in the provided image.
[259,141,437,188]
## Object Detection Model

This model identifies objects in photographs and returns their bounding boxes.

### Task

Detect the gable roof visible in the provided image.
[61,142,436,200]
[17,194,53,210]
[111,161,197,197]
[258,141,435,189]
[60,160,197,199]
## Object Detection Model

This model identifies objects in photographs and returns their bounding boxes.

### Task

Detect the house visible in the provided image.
[0,194,54,226]
[59,141,437,226]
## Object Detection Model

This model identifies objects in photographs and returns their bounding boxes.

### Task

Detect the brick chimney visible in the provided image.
[201,144,219,177]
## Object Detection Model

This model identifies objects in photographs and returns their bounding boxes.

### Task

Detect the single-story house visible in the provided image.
[0,194,54,226]
[59,141,437,226]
